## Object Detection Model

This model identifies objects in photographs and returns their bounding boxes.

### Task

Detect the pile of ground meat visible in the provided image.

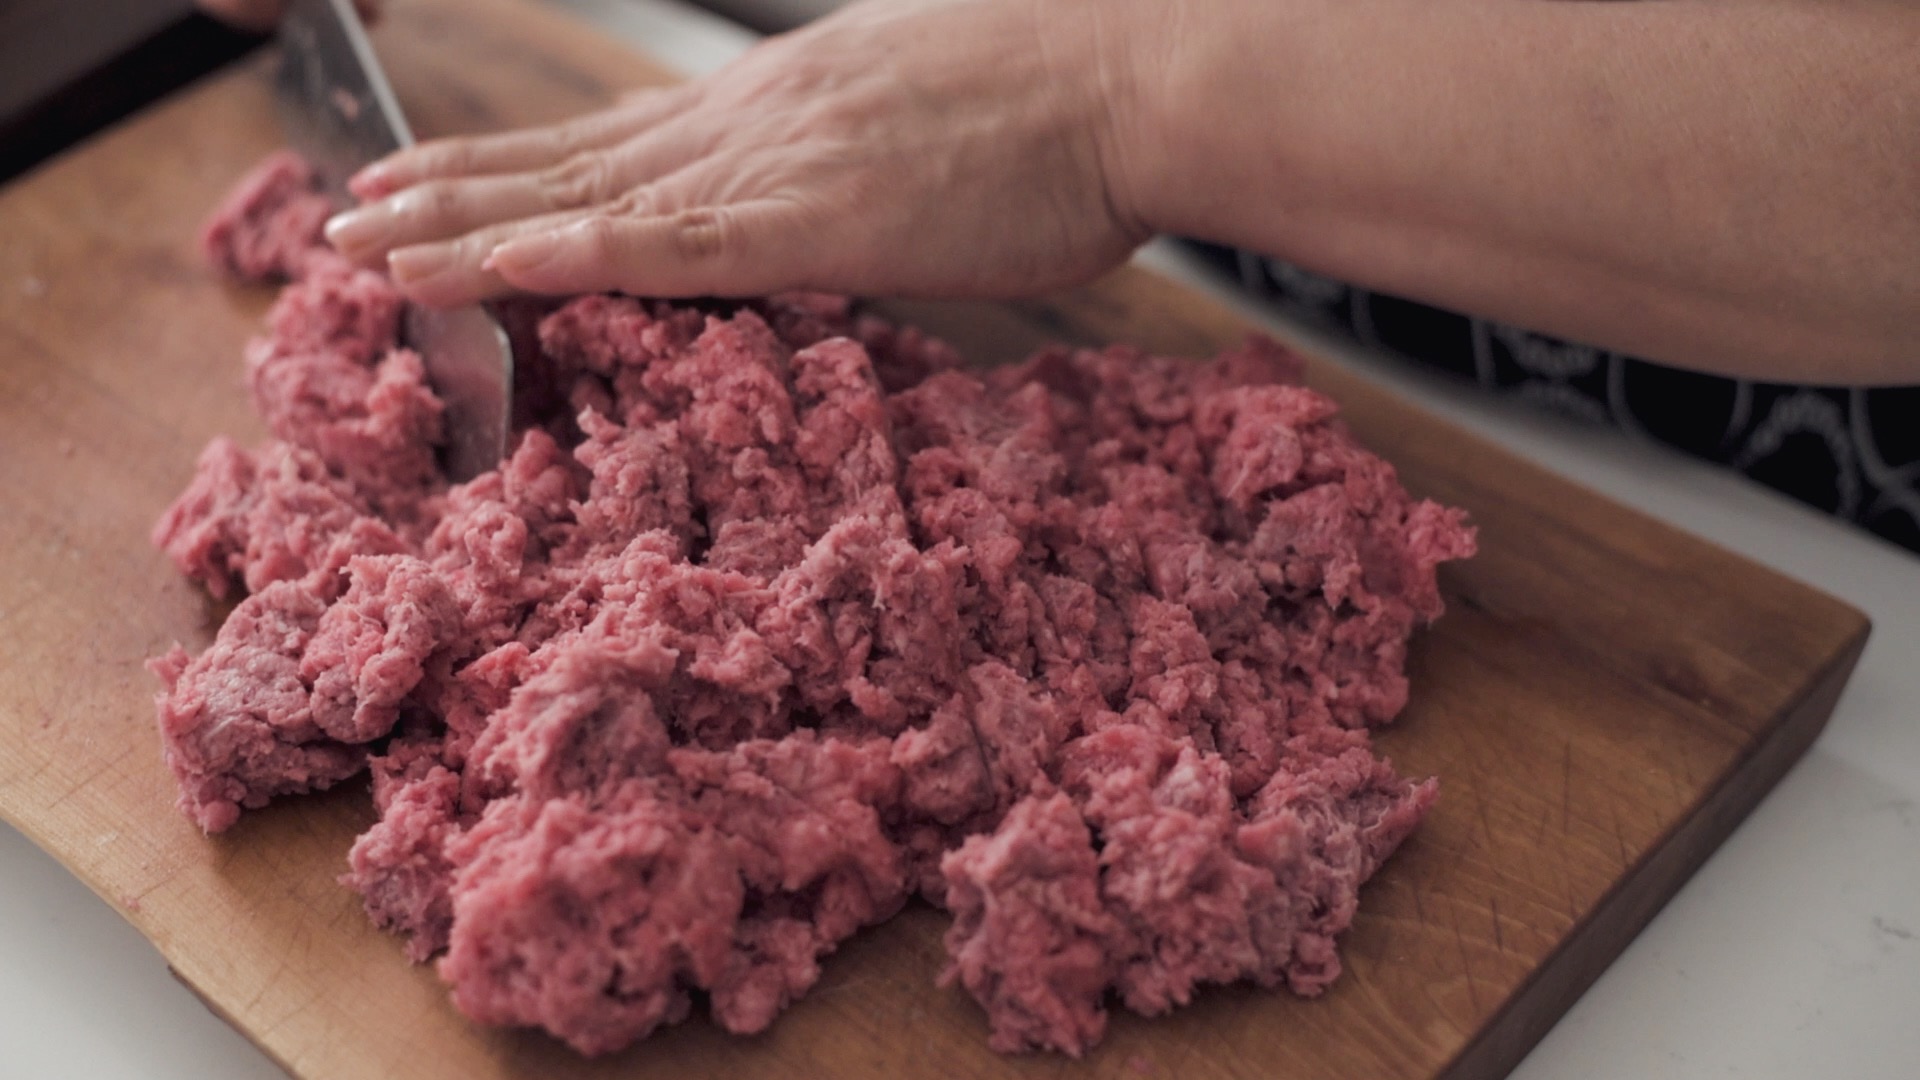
[149,151,1476,1058]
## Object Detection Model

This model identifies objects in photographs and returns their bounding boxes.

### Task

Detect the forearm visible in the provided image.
[1104,0,1920,384]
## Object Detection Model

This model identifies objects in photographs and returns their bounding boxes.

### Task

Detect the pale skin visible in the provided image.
[199,0,1920,385]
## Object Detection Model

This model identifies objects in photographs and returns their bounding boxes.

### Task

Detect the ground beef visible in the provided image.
[198,150,335,282]
[150,153,1476,1057]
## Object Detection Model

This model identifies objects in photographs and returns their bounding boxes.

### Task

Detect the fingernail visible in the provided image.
[324,206,386,254]
[348,162,397,199]
[387,243,450,285]
[488,231,565,276]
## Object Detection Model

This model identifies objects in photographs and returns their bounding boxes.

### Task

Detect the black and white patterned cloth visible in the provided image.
[1193,243,1920,555]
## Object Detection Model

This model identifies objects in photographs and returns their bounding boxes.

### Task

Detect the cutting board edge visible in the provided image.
[0,611,1873,1079]
[0,0,1888,1072]
[165,958,309,1080]
[1433,615,1870,1080]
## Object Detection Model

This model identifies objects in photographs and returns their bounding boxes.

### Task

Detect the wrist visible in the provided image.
[1073,0,1175,241]
[1027,0,1183,243]
[1090,0,1336,249]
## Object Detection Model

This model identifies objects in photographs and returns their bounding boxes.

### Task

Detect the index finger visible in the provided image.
[349,87,694,200]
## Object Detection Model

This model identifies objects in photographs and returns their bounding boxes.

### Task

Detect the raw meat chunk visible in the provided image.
[151,582,360,833]
[200,150,336,282]
[941,793,1118,1057]
[146,153,1476,1058]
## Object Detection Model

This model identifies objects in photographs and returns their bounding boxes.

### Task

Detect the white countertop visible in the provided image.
[2,2,1914,1077]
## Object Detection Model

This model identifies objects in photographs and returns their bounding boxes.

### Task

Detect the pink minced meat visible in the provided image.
[198,150,335,282]
[149,153,1476,1057]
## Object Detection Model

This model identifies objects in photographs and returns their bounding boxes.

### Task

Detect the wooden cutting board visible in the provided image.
[0,1,1870,1078]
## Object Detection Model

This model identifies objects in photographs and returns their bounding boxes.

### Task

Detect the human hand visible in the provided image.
[197,0,383,33]
[323,0,1160,307]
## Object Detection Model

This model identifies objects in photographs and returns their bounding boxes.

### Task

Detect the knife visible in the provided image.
[275,0,513,483]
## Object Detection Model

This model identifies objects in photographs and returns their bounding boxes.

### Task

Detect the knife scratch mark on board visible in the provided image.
[1560,738,1574,833]
[1474,787,1495,849]
[1453,897,1483,1015]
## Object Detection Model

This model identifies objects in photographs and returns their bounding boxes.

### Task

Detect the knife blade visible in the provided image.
[274,0,412,194]
[276,0,512,483]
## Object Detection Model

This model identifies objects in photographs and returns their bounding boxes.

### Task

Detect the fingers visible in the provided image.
[329,175,554,263]
[488,197,821,299]
[326,120,709,262]
[348,88,691,200]
[387,207,604,307]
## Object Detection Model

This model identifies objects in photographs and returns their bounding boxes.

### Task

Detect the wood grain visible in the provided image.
[0,1,1869,1078]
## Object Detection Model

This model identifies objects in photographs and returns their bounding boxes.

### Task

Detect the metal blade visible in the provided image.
[275,0,412,194]
[406,305,514,483]
[276,0,512,482]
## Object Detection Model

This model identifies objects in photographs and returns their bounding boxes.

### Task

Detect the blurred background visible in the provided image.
[0,0,837,183]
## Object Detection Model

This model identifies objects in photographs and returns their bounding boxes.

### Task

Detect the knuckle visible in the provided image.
[671,207,731,263]
[393,180,464,227]
[604,187,657,220]
[539,152,613,210]
[419,137,475,178]
[577,214,625,263]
